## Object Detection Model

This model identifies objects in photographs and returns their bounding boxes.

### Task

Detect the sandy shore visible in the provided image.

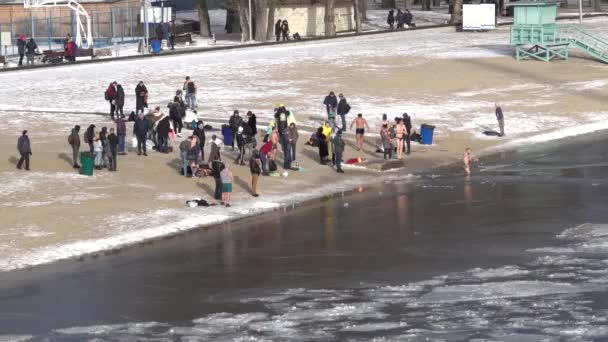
[2,22,608,271]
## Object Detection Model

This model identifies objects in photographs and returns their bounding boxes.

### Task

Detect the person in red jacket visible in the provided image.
[105,81,118,119]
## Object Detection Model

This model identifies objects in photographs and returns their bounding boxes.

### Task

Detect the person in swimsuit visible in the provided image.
[463,148,477,176]
[395,118,406,159]
[350,113,370,151]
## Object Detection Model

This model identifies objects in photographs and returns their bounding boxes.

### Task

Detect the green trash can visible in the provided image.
[80,151,95,176]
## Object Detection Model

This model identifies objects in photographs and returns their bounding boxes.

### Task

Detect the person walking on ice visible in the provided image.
[17,130,32,171]
[350,113,370,151]
[463,148,477,176]
[495,102,505,137]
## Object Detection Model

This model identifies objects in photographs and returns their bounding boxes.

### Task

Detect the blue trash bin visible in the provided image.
[420,124,436,145]
[151,39,161,54]
[222,124,233,146]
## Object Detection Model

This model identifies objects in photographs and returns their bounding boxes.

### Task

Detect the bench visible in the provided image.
[173,33,194,45]
[76,48,94,58]
[42,50,65,63]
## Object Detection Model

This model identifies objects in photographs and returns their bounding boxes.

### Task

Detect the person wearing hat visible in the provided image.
[135,81,148,115]
[332,129,346,173]
[247,111,257,137]
[17,130,32,171]
[235,126,247,165]
[68,125,81,168]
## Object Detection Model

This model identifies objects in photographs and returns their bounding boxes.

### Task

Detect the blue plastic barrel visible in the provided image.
[151,39,161,54]
[420,124,435,145]
[222,125,233,146]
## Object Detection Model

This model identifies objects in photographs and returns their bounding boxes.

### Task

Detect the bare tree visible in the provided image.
[451,0,463,24]
[325,0,336,36]
[255,0,269,41]
[197,0,211,37]
[358,0,367,20]
[593,0,602,12]
[238,0,251,41]
[353,0,362,33]
[267,0,276,40]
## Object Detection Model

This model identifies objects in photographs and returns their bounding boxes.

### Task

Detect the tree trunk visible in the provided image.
[324,0,336,36]
[451,0,463,24]
[197,0,212,37]
[422,0,431,11]
[255,0,269,41]
[593,0,602,12]
[353,0,362,33]
[225,8,240,33]
[238,0,251,41]
[358,0,367,21]
[266,0,275,40]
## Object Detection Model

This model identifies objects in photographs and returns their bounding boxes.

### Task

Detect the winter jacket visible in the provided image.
[105,83,117,101]
[229,115,243,131]
[281,22,290,35]
[156,116,171,138]
[115,118,127,136]
[193,126,205,145]
[208,142,220,163]
[93,140,103,153]
[133,117,150,137]
[403,115,412,135]
[289,125,299,145]
[17,135,31,154]
[337,99,351,116]
[115,86,125,107]
[332,135,345,155]
[107,133,118,151]
[387,11,395,25]
[135,84,148,99]
[169,104,181,121]
[274,21,282,36]
[85,125,95,144]
[247,114,257,135]
[17,37,26,55]
[323,95,338,112]
[69,128,80,147]
[404,12,413,26]
[25,40,37,55]
[496,107,504,120]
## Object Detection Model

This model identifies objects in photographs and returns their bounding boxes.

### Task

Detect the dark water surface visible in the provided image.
[1,132,608,341]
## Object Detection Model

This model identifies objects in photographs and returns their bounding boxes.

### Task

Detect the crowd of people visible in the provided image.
[387,9,416,29]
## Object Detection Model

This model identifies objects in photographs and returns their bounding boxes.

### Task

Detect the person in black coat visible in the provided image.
[281,20,290,41]
[115,84,125,118]
[336,93,351,131]
[135,81,148,115]
[274,19,282,42]
[85,124,96,153]
[316,127,328,165]
[156,115,171,153]
[211,157,225,200]
[169,101,183,136]
[25,38,37,65]
[247,111,257,136]
[387,10,395,29]
[228,110,243,150]
[192,120,206,161]
[107,128,119,171]
[17,34,26,66]
[133,114,150,156]
[402,112,412,154]
[396,9,404,29]
[17,130,32,171]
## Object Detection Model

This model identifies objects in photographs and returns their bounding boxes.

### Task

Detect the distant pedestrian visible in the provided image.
[463,148,477,176]
[288,122,299,167]
[247,111,257,136]
[229,110,243,150]
[105,81,118,119]
[66,39,77,63]
[332,130,345,173]
[211,156,224,200]
[387,10,395,29]
[208,134,221,164]
[350,113,370,151]
[402,112,412,154]
[84,124,95,153]
[337,93,351,131]
[395,118,406,159]
[396,9,404,29]
[323,91,338,123]
[115,84,125,118]
[381,124,393,159]
[316,127,329,165]
[113,114,128,155]
[495,102,505,137]
[133,113,150,156]
[179,136,193,176]
[281,20,290,41]
[135,81,148,115]
[250,149,262,197]
[155,23,163,46]
[25,38,37,65]
[107,128,118,171]
[68,125,81,168]
[17,34,26,66]
[16,130,31,171]
[93,133,104,169]
[169,20,176,50]
[275,19,282,42]
[169,100,184,138]
[183,76,197,109]
[220,165,234,207]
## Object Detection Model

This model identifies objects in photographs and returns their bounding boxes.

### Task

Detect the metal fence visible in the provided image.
[0,7,145,55]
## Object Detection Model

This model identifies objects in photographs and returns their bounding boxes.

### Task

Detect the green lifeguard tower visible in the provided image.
[510,1,608,62]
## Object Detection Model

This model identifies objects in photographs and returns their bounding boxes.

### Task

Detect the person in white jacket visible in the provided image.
[93,133,104,169]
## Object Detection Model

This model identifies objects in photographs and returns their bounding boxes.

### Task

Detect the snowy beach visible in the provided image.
[1,19,608,271]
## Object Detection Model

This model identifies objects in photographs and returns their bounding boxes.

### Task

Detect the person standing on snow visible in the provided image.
[332,129,346,173]
[115,84,125,119]
[337,93,351,131]
[25,38,37,65]
[402,112,412,155]
[84,124,96,153]
[17,34,26,66]
[274,19,282,42]
[387,10,395,29]
[247,111,257,137]
[113,114,128,155]
[133,113,150,156]
[107,128,118,171]
[68,125,81,169]
[183,76,197,109]
[495,102,505,137]
[135,81,148,115]
[105,81,118,119]
[17,130,32,171]
[323,91,338,124]
[250,149,262,197]
[281,20,290,41]
[229,110,243,150]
